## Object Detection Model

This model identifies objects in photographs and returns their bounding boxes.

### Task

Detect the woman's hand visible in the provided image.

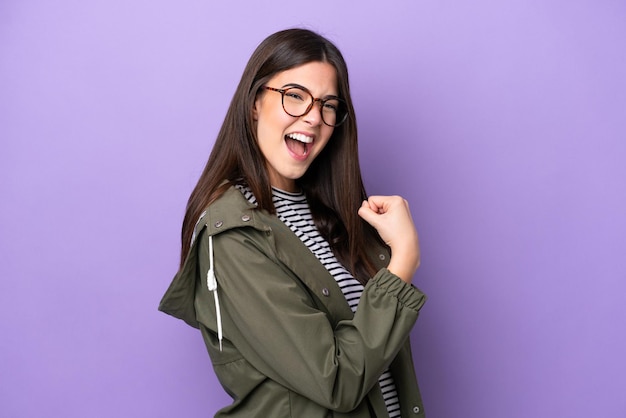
[358,196,421,283]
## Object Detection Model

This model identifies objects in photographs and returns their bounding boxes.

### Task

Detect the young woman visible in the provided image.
[159,28,427,417]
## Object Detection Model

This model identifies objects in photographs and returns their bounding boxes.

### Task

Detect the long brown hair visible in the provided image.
[180,28,381,284]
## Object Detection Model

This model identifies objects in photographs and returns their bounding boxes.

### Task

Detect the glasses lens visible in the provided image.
[282,87,348,127]
[282,87,312,117]
[320,98,346,127]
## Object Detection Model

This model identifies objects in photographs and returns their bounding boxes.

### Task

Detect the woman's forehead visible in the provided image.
[268,62,338,95]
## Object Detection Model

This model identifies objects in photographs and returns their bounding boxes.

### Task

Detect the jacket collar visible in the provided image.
[196,185,268,238]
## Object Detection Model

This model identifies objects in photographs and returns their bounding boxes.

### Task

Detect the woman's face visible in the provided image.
[253,61,337,192]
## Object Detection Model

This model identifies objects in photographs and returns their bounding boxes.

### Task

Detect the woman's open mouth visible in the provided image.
[285,132,314,157]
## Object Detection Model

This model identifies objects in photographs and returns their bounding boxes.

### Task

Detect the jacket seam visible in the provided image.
[211,355,247,367]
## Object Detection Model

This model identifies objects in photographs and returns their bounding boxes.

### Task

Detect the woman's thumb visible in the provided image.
[358,201,378,227]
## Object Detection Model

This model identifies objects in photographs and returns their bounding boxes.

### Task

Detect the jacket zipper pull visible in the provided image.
[207,235,223,351]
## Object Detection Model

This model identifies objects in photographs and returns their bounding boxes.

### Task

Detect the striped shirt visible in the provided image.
[237,185,402,417]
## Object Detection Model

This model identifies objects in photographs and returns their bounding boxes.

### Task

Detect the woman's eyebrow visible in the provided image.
[281,82,305,89]
[280,83,339,99]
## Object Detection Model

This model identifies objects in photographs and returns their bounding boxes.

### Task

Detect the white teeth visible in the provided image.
[286,133,313,144]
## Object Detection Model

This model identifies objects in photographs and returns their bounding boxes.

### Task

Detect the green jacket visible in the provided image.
[159,186,427,417]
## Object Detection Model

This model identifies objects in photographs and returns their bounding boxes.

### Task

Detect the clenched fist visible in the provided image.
[358,195,421,283]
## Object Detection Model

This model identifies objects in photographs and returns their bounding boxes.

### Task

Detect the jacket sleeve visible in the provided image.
[195,226,426,413]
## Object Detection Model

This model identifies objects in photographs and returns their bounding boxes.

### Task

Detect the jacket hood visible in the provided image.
[158,186,262,328]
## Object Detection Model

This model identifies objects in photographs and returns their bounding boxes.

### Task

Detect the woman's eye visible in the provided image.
[286,91,305,101]
[323,102,338,112]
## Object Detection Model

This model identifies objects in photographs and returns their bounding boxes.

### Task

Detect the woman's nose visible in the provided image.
[302,99,324,126]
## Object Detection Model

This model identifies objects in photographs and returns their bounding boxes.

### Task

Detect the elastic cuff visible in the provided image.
[371,268,427,311]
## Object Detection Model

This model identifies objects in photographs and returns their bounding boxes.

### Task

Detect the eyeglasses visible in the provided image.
[262,85,349,127]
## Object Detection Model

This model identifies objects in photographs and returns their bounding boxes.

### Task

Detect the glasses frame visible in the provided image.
[262,86,349,127]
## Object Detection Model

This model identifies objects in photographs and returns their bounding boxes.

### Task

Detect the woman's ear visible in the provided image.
[252,96,260,121]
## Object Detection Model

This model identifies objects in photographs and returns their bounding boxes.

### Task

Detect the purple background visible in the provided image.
[2,1,625,417]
